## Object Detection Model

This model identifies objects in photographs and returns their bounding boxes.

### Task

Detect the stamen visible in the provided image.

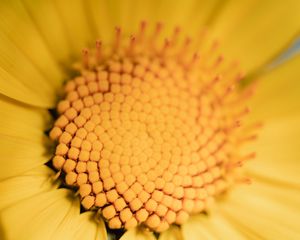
[212,55,224,69]
[95,40,102,64]
[160,38,171,56]
[170,26,181,45]
[177,37,192,58]
[149,22,163,50]
[82,49,89,69]
[137,20,147,42]
[127,35,137,56]
[114,27,122,52]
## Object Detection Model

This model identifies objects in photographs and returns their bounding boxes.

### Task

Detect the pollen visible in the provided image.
[50,22,258,232]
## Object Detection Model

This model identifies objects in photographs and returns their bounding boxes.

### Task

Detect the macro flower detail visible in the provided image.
[0,1,300,240]
[49,24,256,232]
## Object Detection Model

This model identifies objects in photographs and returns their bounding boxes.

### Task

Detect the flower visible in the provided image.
[0,1,300,240]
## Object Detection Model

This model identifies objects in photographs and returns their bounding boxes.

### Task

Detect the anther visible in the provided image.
[82,49,89,69]
[171,26,181,45]
[95,40,102,64]
[210,40,220,53]
[235,107,251,119]
[150,22,163,47]
[185,52,200,69]
[177,37,192,58]
[160,38,171,56]
[239,134,258,143]
[127,35,136,56]
[212,55,224,69]
[137,20,147,42]
[114,27,122,52]
[237,177,252,185]
[204,75,222,92]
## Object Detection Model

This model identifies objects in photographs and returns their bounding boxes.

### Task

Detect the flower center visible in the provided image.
[49,23,256,232]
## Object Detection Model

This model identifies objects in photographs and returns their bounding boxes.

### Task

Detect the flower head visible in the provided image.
[49,24,256,232]
[0,1,300,240]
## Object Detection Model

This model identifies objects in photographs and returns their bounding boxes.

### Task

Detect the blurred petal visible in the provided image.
[51,211,106,240]
[220,185,300,240]
[249,55,300,120]
[53,0,95,52]
[86,0,222,41]
[0,189,102,240]
[0,96,51,180]
[244,55,300,186]
[0,134,50,180]
[0,166,55,210]
[22,0,73,63]
[192,212,247,240]
[0,0,64,107]
[0,96,49,138]
[182,215,217,240]
[120,228,156,240]
[159,226,183,240]
[246,114,300,186]
[210,0,300,74]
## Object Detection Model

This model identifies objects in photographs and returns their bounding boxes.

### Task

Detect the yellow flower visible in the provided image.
[0,0,300,240]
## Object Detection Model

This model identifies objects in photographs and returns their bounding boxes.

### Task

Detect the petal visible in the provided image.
[0,0,65,107]
[159,226,183,240]
[0,96,52,180]
[86,0,221,41]
[120,228,156,240]
[50,210,106,240]
[0,166,56,210]
[210,0,300,74]
[21,0,73,63]
[220,185,300,240]
[0,96,50,138]
[1,188,104,240]
[246,179,300,210]
[0,133,51,180]
[245,55,300,186]
[182,215,216,240]
[249,55,300,121]
[52,0,95,52]
[149,0,208,34]
[191,212,247,240]
[246,114,300,186]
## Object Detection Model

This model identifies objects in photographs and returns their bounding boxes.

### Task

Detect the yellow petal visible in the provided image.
[243,54,300,185]
[246,114,300,186]
[87,0,222,41]
[0,96,52,180]
[0,166,56,210]
[150,0,203,34]
[84,0,114,43]
[182,215,217,240]
[1,188,103,240]
[22,0,73,63]
[193,212,247,240]
[50,210,106,240]
[1,189,70,240]
[159,226,183,240]
[94,216,108,240]
[249,55,300,121]
[120,228,156,240]
[0,96,50,138]
[0,134,51,180]
[0,1,64,107]
[246,179,300,210]
[220,186,300,240]
[210,0,300,74]
[52,0,95,53]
